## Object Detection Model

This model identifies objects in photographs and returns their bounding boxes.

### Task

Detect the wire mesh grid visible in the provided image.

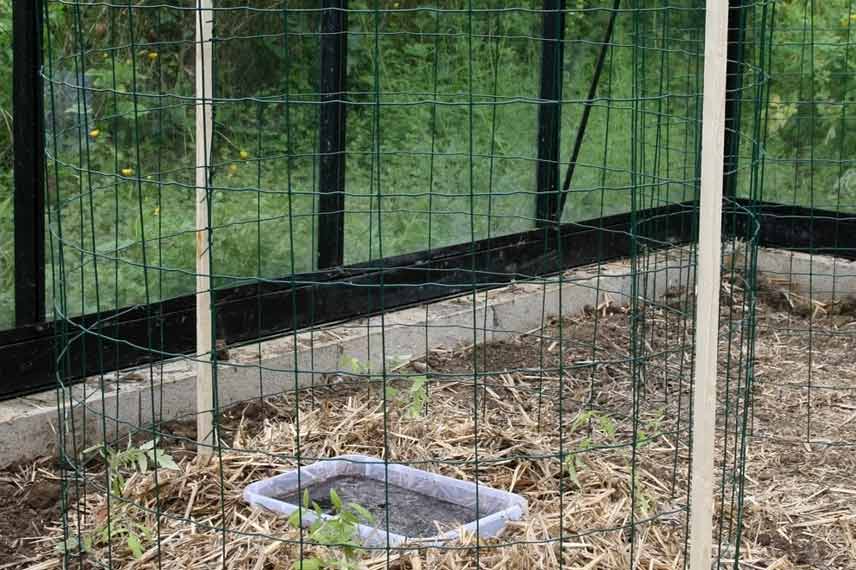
[44,1,770,568]
[732,1,856,565]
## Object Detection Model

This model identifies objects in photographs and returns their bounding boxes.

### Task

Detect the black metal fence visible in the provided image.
[2,1,847,400]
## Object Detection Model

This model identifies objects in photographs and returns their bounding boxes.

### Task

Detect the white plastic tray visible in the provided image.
[243,454,527,547]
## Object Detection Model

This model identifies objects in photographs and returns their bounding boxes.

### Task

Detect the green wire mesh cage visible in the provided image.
[736,1,856,565]
[45,1,769,568]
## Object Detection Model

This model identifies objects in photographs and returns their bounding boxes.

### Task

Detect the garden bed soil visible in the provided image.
[5,269,856,569]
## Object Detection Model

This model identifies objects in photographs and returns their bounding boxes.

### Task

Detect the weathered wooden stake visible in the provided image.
[195,0,214,459]
[690,2,729,568]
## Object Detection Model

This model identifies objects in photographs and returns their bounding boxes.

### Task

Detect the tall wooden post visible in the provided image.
[690,2,729,568]
[195,0,215,458]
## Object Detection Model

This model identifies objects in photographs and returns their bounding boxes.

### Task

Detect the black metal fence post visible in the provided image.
[535,0,566,227]
[723,0,746,200]
[317,0,348,269]
[12,0,46,326]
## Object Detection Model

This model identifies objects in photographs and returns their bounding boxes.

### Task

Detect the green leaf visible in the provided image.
[127,532,144,559]
[341,355,364,374]
[140,439,156,451]
[348,502,374,524]
[329,489,343,512]
[134,521,154,541]
[302,489,310,508]
[136,451,148,473]
[599,415,617,438]
[340,548,357,565]
[565,455,580,488]
[405,376,428,417]
[410,376,427,392]
[292,558,322,570]
[96,522,112,544]
[287,508,304,529]
[113,473,126,496]
[571,410,594,433]
[56,538,73,554]
[152,449,179,470]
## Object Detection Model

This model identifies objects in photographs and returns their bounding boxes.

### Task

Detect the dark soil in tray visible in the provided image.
[279,475,484,538]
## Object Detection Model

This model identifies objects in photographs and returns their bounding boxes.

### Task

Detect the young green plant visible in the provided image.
[287,488,375,570]
[342,355,428,418]
[564,410,618,488]
[61,439,179,559]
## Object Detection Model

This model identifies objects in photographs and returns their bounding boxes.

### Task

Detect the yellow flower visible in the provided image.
[227,164,238,176]
[121,167,134,177]
[239,149,250,160]
[147,51,159,61]
[153,206,160,216]
[89,128,100,139]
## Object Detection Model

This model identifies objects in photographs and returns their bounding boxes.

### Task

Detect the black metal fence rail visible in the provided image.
[0,203,698,398]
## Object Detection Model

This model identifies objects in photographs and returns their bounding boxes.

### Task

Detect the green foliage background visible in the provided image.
[0,1,13,326]
[1,1,854,328]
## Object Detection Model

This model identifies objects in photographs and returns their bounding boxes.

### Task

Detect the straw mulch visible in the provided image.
[734,276,856,570]
[8,270,856,570]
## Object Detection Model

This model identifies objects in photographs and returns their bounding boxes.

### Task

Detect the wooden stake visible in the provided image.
[195,0,214,459]
[690,2,729,569]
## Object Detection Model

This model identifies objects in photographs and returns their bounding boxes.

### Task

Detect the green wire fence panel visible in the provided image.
[737,0,856,564]
[47,2,767,569]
